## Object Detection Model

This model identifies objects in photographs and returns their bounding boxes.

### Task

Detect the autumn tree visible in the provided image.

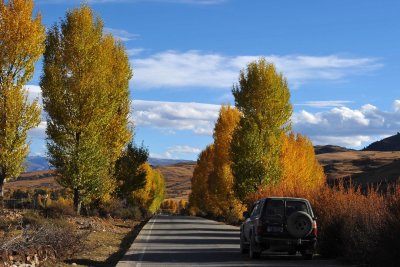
[189,145,214,213]
[231,58,292,200]
[0,0,45,197]
[207,105,244,219]
[40,6,132,214]
[280,132,325,194]
[115,142,148,203]
[132,163,166,214]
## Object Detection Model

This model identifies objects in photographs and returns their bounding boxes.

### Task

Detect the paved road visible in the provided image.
[117,215,347,267]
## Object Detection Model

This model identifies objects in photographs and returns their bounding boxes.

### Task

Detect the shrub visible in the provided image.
[44,197,76,218]
[99,199,143,220]
[0,219,88,265]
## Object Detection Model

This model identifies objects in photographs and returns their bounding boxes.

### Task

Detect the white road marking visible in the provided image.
[136,215,157,267]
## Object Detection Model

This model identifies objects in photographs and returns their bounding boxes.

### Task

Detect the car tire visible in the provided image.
[240,232,249,254]
[249,233,261,259]
[287,211,313,238]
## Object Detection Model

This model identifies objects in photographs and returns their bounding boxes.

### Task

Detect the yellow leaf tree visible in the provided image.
[189,145,214,213]
[208,105,245,219]
[0,0,45,197]
[40,6,132,214]
[280,132,325,195]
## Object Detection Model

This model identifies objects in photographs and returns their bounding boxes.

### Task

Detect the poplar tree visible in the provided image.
[0,0,44,197]
[40,6,132,214]
[231,58,292,200]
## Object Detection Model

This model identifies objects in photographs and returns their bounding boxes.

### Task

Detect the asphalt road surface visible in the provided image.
[117,215,348,267]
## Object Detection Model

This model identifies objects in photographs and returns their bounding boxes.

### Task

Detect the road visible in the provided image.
[117,215,347,267]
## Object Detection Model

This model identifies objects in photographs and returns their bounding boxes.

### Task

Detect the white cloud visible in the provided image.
[104,27,139,42]
[394,100,400,112]
[168,145,201,154]
[151,145,202,159]
[293,100,400,147]
[133,100,220,135]
[29,121,47,139]
[127,48,145,57]
[24,85,42,104]
[132,51,382,89]
[296,100,353,108]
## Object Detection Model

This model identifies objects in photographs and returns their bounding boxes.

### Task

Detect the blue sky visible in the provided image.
[27,0,400,160]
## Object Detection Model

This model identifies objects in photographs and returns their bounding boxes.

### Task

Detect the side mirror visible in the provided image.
[243,211,250,219]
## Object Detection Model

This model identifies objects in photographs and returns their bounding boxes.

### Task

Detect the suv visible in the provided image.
[240,197,317,260]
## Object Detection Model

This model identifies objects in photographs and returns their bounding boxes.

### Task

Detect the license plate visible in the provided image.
[267,226,283,232]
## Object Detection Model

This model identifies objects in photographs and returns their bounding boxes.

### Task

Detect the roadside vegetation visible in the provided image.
[0,1,165,265]
[189,58,400,266]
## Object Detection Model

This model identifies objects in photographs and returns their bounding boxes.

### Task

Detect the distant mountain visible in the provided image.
[25,156,50,172]
[24,156,195,172]
[314,145,353,154]
[148,158,195,166]
[363,133,400,151]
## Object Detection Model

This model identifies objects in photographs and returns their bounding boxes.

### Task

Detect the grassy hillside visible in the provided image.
[317,151,400,185]
[155,163,195,201]
[6,150,400,199]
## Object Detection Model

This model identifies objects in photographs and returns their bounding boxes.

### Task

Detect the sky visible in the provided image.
[26,0,400,160]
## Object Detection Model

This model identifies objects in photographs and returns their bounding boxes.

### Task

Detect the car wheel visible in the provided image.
[240,232,249,254]
[249,233,261,259]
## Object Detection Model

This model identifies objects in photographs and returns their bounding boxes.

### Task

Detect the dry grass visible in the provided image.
[317,151,400,184]
[155,163,195,201]
[0,210,142,267]
[247,181,399,265]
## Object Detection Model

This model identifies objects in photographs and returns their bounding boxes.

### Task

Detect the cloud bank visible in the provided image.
[132,51,382,89]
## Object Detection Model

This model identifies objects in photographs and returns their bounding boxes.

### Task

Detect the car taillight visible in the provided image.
[312,221,317,236]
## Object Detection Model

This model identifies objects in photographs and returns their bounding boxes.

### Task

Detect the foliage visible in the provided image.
[0,0,45,197]
[40,5,132,214]
[189,106,246,222]
[132,163,166,215]
[188,145,214,213]
[279,132,325,195]
[115,142,149,202]
[231,58,292,200]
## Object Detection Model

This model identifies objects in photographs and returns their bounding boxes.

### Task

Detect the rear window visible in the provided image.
[286,201,309,217]
[264,199,284,217]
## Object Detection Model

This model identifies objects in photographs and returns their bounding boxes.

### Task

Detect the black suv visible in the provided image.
[240,197,317,259]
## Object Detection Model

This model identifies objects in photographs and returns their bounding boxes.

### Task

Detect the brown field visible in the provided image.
[5,151,400,200]
[155,163,195,201]
[5,163,196,201]
[317,151,400,184]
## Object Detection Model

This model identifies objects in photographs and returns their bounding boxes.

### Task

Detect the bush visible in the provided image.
[0,218,88,265]
[44,197,76,218]
[100,199,143,220]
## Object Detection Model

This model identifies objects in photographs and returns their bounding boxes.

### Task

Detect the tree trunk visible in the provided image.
[74,188,82,215]
[0,175,4,198]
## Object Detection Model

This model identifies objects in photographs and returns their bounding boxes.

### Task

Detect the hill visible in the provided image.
[155,163,195,201]
[317,151,400,186]
[314,145,353,154]
[24,156,195,172]
[5,163,196,201]
[363,132,400,151]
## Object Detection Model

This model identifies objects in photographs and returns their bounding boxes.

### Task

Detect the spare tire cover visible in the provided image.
[287,211,313,238]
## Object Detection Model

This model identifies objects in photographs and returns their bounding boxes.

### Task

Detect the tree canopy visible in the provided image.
[40,5,132,213]
[0,0,44,196]
[231,58,292,199]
